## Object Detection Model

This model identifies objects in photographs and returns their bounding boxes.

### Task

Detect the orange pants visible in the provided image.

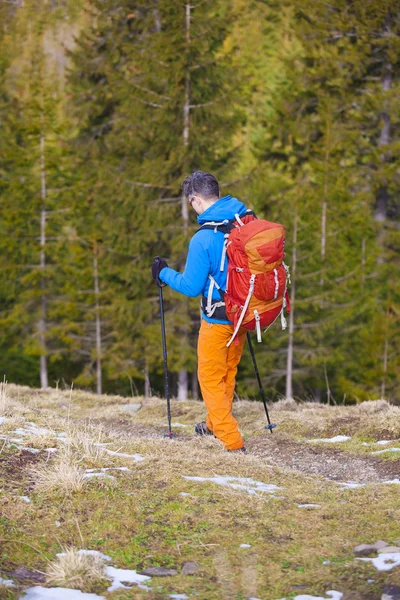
[197,319,246,450]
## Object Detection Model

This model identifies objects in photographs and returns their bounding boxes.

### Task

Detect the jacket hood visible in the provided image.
[197,194,247,225]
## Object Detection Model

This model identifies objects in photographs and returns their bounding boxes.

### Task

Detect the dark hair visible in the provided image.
[182,170,220,201]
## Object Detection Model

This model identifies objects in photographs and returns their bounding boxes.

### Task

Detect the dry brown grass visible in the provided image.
[62,423,108,467]
[46,548,109,590]
[0,381,28,418]
[32,457,87,494]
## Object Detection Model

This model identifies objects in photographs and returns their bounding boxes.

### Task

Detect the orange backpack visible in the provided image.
[201,211,290,347]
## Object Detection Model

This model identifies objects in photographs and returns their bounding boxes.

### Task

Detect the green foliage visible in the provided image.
[0,0,399,402]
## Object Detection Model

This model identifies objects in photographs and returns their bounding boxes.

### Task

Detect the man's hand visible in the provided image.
[151,256,168,287]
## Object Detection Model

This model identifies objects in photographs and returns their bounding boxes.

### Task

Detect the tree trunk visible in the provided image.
[39,116,48,389]
[178,368,188,401]
[152,0,161,33]
[191,370,199,400]
[381,302,390,399]
[176,3,192,402]
[320,118,330,296]
[285,206,298,401]
[374,65,391,225]
[381,331,389,399]
[93,244,102,395]
[360,237,366,292]
[144,362,150,399]
[181,2,190,231]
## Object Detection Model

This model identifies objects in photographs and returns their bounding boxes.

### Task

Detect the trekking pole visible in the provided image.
[158,285,175,438]
[246,332,276,433]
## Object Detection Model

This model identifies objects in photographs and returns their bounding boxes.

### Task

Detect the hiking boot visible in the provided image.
[194,421,213,436]
[228,446,247,454]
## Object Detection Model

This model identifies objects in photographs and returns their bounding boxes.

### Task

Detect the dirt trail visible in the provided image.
[87,414,400,484]
[249,434,400,483]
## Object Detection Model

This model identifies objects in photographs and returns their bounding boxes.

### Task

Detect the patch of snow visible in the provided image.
[105,566,150,592]
[170,423,188,427]
[180,492,190,497]
[277,592,343,600]
[336,482,366,489]
[0,417,8,425]
[322,560,331,565]
[362,440,394,446]
[103,449,144,461]
[371,447,400,455]
[376,440,396,445]
[169,595,189,599]
[309,436,351,443]
[45,448,58,453]
[0,435,24,443]
[357,552,400,571]
[383,478,400,485]
[240,544,251,548]
[12,423,66,439]
[367,579,375,583]
[20,587,105,599]
[13,426,51,436]
[55,521,61,527]
[182,475,282,496]
[0,576,14,586]
[18,496,31,503]
[54,550,151,593]
[297,504,320,508]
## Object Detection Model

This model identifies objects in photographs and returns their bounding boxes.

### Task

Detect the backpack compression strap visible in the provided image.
[197,210,257,235]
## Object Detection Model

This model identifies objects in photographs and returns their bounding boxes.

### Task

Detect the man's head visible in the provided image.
[182,170,220,215]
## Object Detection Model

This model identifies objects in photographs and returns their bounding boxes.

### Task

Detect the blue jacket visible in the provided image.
[159,194,248,324]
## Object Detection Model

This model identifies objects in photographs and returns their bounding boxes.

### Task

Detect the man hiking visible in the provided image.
[152,170,248,453]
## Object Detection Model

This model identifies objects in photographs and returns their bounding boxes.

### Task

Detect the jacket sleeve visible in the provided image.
[159,232,210,297]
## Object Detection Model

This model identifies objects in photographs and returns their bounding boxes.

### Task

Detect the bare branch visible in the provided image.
[131,81,171,101]
[189,98,223,109]
[132,96,164,108]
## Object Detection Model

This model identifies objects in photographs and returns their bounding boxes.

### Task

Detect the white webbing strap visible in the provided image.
[205,276,225,317]
[273,268,279,300]
[280,263,290,330]
[207,275,216,315]
[200,219,229,233]
[206,301,225,317]
[220,234,230,271]
[226,274,256,347]
[254,309,262,343]
[263,265,290,334]
[234,213,245,226]
[283,261,291,284]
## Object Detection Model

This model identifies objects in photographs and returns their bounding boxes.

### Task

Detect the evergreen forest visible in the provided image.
[1,0,399,404]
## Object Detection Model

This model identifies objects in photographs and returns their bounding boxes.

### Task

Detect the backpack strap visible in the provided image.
[201,275,227,320]
[226,274,256,347]
[197,210,257,234]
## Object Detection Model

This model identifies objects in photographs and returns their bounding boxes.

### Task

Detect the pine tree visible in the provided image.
[67,0,241,396]
[0,0,85,388]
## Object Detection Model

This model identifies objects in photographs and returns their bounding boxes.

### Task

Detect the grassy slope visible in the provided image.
[1,384,400,600]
